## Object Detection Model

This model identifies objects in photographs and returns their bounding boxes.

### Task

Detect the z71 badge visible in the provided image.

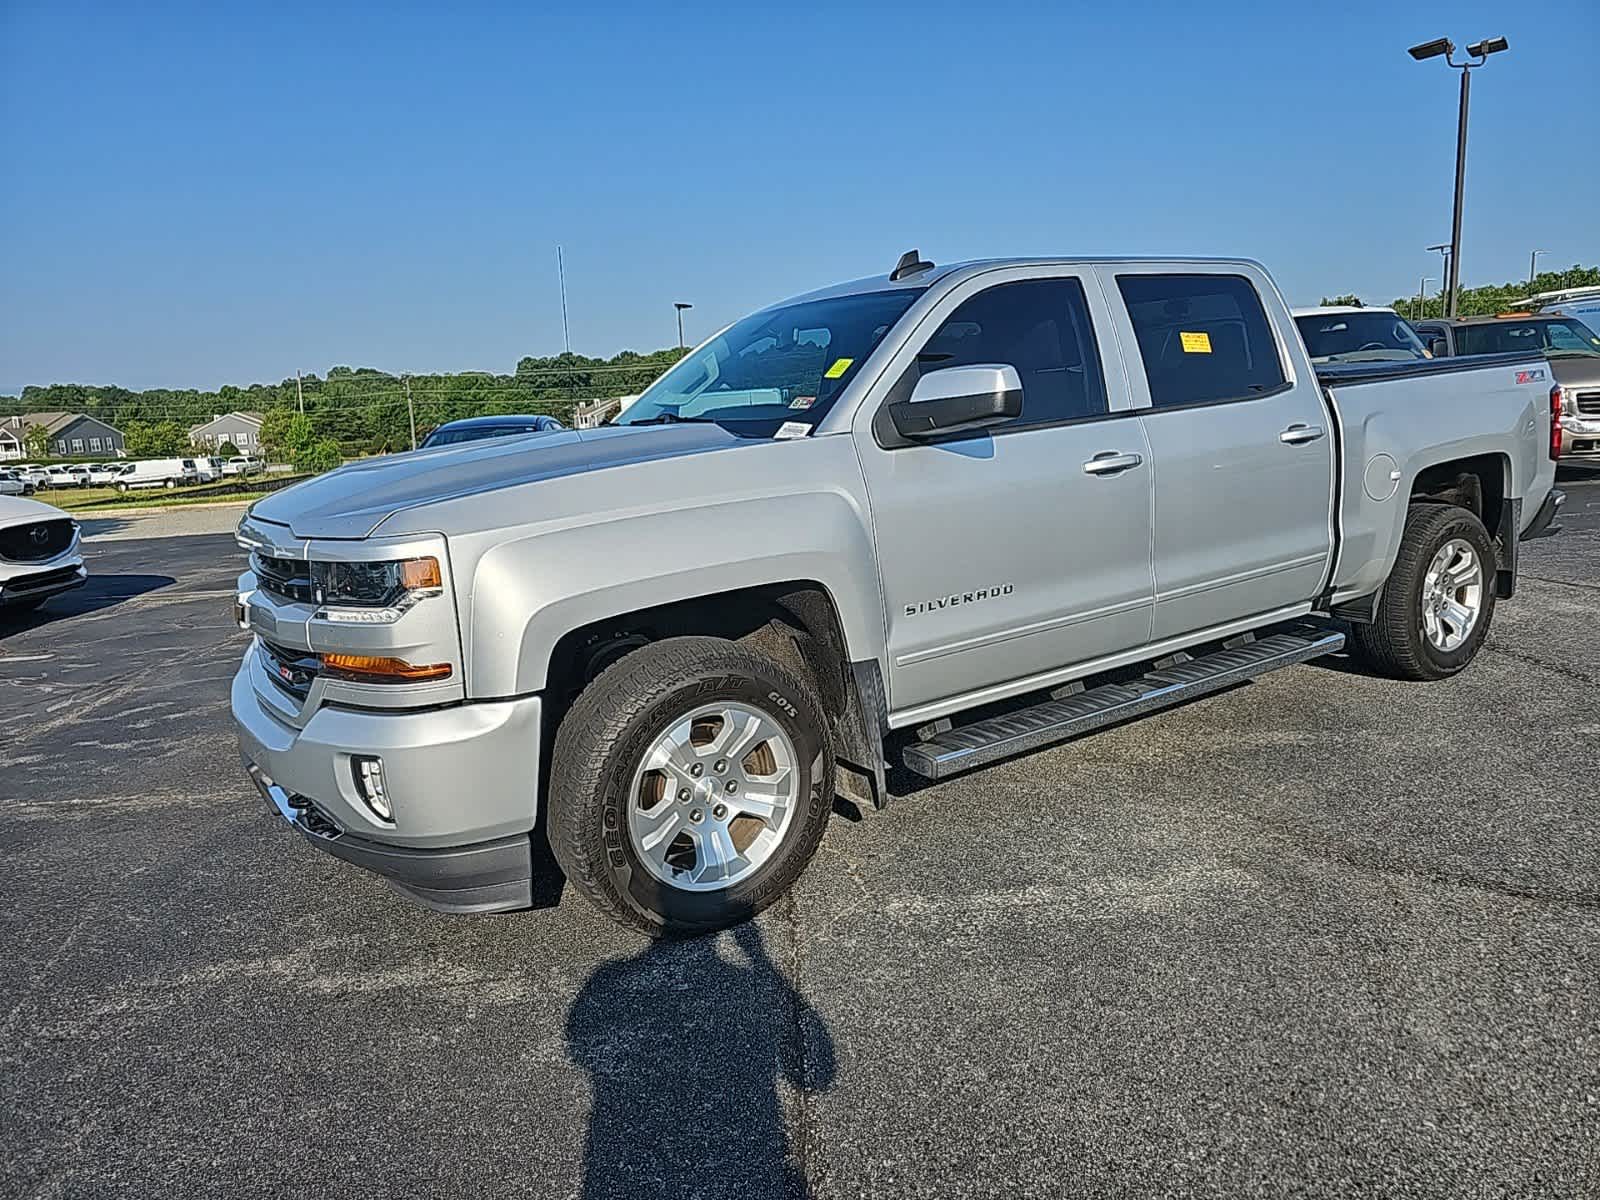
[1515,368,1546,385]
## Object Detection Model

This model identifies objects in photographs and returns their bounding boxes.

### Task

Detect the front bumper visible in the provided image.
[1562,416,1600,457]
[0,560,87,606]
[232,649,544,913]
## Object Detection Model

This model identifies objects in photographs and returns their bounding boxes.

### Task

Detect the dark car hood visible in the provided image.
[1548,354,1600,387]
[247,423,744,539]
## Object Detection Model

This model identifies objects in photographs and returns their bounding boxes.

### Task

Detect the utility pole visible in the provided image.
[295,369,304,414]
[1528,249,1547,288]
[557,245,571,354]
[1418,276,1434,319]
[404,375,416,451]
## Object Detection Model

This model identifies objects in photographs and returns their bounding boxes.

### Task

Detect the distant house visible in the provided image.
[0,425,20,461]
[0,412,126,458]
[189,411,264,451]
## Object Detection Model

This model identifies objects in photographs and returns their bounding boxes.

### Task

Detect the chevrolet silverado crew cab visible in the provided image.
[233,253,1563,937]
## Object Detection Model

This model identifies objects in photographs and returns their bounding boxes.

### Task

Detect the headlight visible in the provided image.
[310,556,441,611]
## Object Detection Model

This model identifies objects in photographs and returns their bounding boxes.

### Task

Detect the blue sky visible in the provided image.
[2,0,1595,393]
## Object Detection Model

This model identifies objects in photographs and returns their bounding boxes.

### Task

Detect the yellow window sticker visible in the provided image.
[1179,331,1212,354]
[824,357,855,379]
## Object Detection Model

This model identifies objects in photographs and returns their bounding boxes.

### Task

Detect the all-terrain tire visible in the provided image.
[1348,503,1497,681]
[547,636,834,937]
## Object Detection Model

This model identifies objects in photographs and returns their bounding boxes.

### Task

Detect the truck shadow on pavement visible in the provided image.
[566,921,835,1200]
[0,573,175,638]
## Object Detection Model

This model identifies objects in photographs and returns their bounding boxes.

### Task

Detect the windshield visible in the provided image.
[421,417,563,448]
[1456,318,1600,357]
[1295,311,1428,363]
[616,289,924,436]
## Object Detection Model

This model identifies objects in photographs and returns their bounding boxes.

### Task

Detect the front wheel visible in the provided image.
[1349,503,1497,681]
[548,636,834,937]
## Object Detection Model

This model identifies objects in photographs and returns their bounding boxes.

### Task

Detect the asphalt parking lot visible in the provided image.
[3,472,1597,1199]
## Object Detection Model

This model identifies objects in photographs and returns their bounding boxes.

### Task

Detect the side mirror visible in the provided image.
[1428,337,1447,357]
[888,364,1023,439]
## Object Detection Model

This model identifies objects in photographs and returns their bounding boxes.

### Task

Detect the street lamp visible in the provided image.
[1409,35,1509,317]
[1417,276,1434,320]
[1528,249,1548,288]
[673,302,693,352]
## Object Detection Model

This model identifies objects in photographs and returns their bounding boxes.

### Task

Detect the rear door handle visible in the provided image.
[1279,423,1326,445]
[1082,451,1143,476]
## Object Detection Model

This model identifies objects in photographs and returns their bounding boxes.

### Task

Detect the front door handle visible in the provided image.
[1280,423,1326,445]
[1082,451,1143,476]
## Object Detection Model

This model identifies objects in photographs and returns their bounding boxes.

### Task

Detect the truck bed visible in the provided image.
[1318,349,1557,603]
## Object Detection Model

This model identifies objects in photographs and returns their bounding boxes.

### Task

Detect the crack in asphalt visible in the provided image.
[1483,642,1598,686]
[1295,841,1600,911]
[780,890,820,1200]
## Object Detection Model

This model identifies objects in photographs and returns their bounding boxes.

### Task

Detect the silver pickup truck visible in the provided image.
[232,254,1564,936]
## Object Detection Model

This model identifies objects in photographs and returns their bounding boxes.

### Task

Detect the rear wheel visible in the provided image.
[548,636,833,937]
[1349,503,1497,681]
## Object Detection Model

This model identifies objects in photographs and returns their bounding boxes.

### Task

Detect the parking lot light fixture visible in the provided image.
[1408,37,1454,61]
[1410,35,1510,317]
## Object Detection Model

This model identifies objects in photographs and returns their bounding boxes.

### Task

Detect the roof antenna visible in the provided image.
[890,248,934,281]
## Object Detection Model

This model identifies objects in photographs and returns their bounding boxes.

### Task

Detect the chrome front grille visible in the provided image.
[254,552,315,604]
[1574,390,1600,417]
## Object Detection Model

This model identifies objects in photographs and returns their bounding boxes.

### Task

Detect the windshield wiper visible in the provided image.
[625,413,722,426]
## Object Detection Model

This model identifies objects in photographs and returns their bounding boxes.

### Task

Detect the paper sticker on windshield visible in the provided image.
[789,395,816,410]
[774,421,811,440]
[1179,331,1212,354]
[823,357,855,379]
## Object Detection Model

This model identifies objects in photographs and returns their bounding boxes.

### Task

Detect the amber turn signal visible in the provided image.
[398,557,443,590]
[320,652,452,683]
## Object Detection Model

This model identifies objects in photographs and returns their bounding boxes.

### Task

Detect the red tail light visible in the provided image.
[1549,385,1563,461]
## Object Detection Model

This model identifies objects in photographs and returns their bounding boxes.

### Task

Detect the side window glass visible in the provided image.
[919,278,1108,427]
[1117,274,1288,408]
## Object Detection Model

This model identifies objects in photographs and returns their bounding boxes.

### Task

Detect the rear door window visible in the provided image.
[1117,274,1288,408]
[916,278,1108,427]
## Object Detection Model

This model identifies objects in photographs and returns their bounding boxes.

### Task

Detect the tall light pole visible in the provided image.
[1528,249,1547,288]
[403,375,416,451]
[1417,276,1434,320]
[674,302,693,352]
[1409,36,1509,317]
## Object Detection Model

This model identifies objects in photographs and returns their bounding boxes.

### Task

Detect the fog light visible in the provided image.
[351,755,393,822]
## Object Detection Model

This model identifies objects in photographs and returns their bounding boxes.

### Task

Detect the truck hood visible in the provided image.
[1548,354,1600,388]
[246,423,747,539]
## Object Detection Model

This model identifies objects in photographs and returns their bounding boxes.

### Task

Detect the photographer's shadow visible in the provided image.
[567,921,835,1200]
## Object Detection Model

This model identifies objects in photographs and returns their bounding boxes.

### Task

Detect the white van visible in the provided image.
[113,458,199,492]
[194,456,224,483]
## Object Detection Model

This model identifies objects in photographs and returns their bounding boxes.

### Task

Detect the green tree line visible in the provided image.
[1385,264,1598,320]
[0,346,688,459]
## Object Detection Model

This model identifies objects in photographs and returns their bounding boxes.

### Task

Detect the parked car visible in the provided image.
[40,465,82,489]
[419,414,566,449]
[1415,313,1600,459]
[0,494,86,612]
[84,463,123,486]
[233,253,1560,937]
[1292,306,1431,364]
[113,457,199,491]
[222,455,265,476]
[14,465,50,488]
[194,456,224,483]
[0,469,36,496]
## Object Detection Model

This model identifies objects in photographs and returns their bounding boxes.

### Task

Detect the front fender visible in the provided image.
[464,490,885,697]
